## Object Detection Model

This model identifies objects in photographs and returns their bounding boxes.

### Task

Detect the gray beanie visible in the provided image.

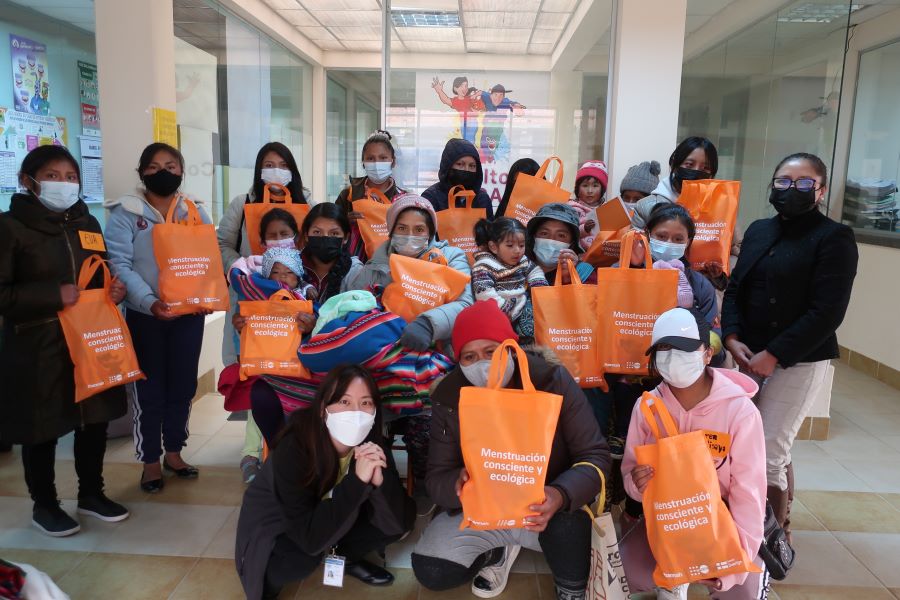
[620,161,661,195]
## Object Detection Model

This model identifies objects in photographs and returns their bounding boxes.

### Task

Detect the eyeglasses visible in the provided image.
[772,177,820,192]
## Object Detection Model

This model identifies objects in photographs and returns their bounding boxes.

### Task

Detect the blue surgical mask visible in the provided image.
[533,238,569,267]
[649,238,687,262]
[391,234,429,257]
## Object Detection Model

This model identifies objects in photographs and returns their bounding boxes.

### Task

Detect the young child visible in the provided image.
[619,160,661,210]
[568,160,608,249]
[471,217,548,339]
[230,208,301,276]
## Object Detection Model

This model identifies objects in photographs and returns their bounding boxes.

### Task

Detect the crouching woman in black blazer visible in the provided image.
[235,365,415,599]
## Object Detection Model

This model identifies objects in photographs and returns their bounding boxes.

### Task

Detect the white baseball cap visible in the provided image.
[645,307,710,355]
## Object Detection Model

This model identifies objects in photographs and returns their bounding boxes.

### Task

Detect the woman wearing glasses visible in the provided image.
[722,152,858,542]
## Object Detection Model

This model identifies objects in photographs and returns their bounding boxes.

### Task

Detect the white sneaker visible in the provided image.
[656,583,689,600]
[471,545,521,598]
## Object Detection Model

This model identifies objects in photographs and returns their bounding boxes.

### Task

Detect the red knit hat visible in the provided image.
[576,160,609,189]
[452,301,518,353]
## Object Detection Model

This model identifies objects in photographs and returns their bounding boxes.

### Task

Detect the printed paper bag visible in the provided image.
[244,183,310,255]
[436,185,483,265]
[152,196,229,315]
[459,340,562,530]
[381,252,470,324]
[58,255,144,402]
[352,188,391,258]
[595,231,678,379]
[506,156,570,226]
[677,179,741,275]
[576,462,629,600]
[239,290,313,381]
[634,392,760,587]
[582,198,634,268]
[533,259,604,388]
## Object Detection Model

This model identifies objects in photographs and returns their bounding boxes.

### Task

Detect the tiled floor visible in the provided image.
[1,360,900,599]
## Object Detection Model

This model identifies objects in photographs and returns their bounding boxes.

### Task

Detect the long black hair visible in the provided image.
[275,365,383,499]
[645,203,696,243]
[301,202,354,301]
[252,142,305,204]
[496,158,540,217]
[19,144,80,186]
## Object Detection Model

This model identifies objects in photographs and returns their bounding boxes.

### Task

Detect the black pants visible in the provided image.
[263,512,402,598]
[250,380,287,447]
[21,422,108,508]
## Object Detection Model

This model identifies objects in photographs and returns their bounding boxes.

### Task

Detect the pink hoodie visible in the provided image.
[621,368,766,591]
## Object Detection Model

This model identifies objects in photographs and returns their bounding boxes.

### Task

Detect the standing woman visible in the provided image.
[335,130,406,261]
[722,152,858,540]
[0,145,129,536]
[105,142,211,493]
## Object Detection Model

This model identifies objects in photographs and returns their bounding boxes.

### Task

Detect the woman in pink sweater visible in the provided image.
[620,307,768,600]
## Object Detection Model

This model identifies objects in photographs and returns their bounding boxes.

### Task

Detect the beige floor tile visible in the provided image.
[795,491,900,533]
[789,440,829,460]
[99,501,233,556]
[185,434,246,468]
[169,557,245,600]
[201,507,239,559]
[56,552,195,600]
[789,499,825,531]
[384,512,428,570]
[188,394,230,436]
[300,564,420,599]
[790,456,872,492]
[773,584,895,599]
[880,436,900,453]
[842,412,900,438]
[178,433,215,464]
[836,458,900,494]
[782,530,883,587]
[834,532,900,587]
[0,547,89,581]
[217,418,250,438]
[883,493,900,511]
[149,466,246,506]
[0,498,122,552]
[815,429,900,461]
[90,461,156,505]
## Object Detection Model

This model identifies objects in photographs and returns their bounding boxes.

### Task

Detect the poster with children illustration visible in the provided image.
[10,34,50,115]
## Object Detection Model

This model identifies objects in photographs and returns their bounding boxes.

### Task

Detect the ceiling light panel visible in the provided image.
[391,10,461,28]
[310,10,381,26]
[276,9,318,26]
[299,0,379,9]
[465,27,531,43]
[464,11,537,28]
[535,12,570,29]
[776,3,862,23]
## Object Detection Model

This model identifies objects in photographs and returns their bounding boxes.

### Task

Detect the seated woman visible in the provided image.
[526,202,597,286]
[411,301,611,600]
[235,364,416,600]
[620,307,767,600]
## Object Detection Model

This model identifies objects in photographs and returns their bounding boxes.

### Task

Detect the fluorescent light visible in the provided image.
[391,10,460,27]
[776,3,863,23]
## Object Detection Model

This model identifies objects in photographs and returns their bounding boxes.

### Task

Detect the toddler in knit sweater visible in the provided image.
[471,217,548,337]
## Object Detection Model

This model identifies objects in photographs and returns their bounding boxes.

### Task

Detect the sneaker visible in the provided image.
[609,435,625,460]
[240,455,261,484]
[471,545,521,598]
[77,493,130,522]
[32,504,80,537]
[657,583,689,600]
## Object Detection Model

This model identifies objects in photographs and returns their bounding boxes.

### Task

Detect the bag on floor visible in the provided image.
[58,255,144,402]
[381,251,470,324]
[533,259,604,388]
[582,199,634,268]
[635,392,761,588]
[435,185,482,265]
[595,231,678,382]
[152,196,229,315]
[506,156,570,225]
[677,179,741,275]
[239,290,314,380]
[352,188,392,258]
[243,183,310,255]
[458,340,562,530]
[577,461,630,600]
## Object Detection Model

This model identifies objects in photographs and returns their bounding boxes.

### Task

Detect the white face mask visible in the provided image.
[461,352,515,388]
[363,161,392,184]
[261,167,292,187]
[655,348,707,389]
[264,237,296,250]
[33,179,80,212]
[533,238,570,267]
[324,408,375,447]
[649,238,687,262]
[391,234,430,257]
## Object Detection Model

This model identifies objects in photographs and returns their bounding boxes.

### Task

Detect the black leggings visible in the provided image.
[250,380,287,447]
[21,422,108,507]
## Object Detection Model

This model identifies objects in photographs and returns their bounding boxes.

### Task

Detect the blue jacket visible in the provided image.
[104,191,212,315]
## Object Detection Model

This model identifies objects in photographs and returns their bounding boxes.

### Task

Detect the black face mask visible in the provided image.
[769,187,817,218]
[142,169,183,196]
[671,167,710,192]
[305,235,343,263]
[446,167,482,192]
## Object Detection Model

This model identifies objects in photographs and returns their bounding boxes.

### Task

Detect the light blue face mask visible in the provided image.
[533,238,569,267]
[391,234,429,257]
[649,238,687,262]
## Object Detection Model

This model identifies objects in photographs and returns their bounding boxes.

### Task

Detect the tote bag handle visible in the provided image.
[262,183,293,204]
[535,156,564,188]
[553,258,583,287]
[638,392,680,440]
[486,339,535,392]
[447,185,476,209]
[268,289,296,302]
[164,195,202,226]
[76,254,111,291]
[617,230,653,271]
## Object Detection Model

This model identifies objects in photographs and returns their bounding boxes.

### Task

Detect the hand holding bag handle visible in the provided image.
[77,254,112,292]
[638,392,680,441]
[262,182,293,204]
[553,258,583,287]
[164,195,202,226]
[486,339,535,392]
[447,184,476,209]
[536,156,564,188]
[618,230,653,271]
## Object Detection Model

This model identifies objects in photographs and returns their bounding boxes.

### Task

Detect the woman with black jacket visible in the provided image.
[722,152,858,541]
[0,145,129,537]
[235,364,416,600]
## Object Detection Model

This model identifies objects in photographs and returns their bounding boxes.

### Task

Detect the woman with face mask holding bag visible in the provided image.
[421,138,494,218]
[235,364,415,600]
[722,153,857,543]
[525,203,597,286]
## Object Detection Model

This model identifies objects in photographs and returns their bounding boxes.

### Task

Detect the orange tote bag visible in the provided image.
[152,196,229,315]
[582,198,634,268]
[533,259,604,388]
[239,290,314,381]
[458,340,563,530]
[634,392,760,587]
[677,179,741,274]
[595,231,678,379]
[244,184,310,255]
[506,156,570,226]
[382,252,471,324]
[58,255,144,402]
[352,188,391,258]
[436,185,483,265]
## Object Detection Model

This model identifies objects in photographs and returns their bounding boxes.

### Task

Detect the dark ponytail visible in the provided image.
[474,216,526,248]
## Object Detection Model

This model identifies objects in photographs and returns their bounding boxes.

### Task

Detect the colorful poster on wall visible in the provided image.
[397,72,555,209]
[78,60,100,136]
[0,106,68,186]
[10,34,50,115]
